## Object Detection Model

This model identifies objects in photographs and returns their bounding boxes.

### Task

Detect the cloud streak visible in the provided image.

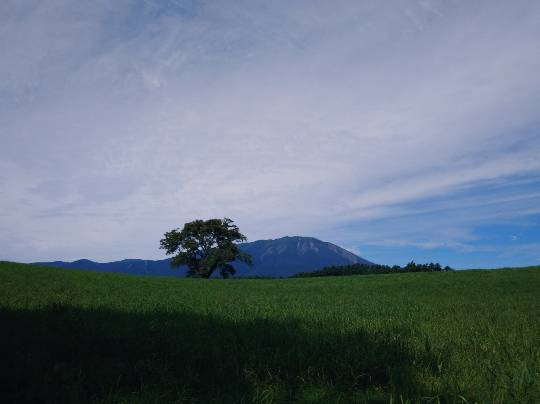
[1,0,539,264]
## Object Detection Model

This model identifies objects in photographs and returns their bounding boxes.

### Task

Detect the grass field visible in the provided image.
[0,262,539,403]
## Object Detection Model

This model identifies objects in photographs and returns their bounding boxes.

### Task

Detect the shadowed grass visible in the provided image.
[0,262,538,403]
[0,304,442,403]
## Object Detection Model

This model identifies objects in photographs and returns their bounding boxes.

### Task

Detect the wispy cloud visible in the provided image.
[1,0,539,264]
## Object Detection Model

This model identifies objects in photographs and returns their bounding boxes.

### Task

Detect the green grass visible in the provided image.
[0,262,539,403]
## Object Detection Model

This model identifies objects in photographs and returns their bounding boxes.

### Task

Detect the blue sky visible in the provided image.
[1,0,539,268]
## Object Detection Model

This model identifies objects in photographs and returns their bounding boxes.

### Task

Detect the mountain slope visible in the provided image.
[233,236,371,277]
[33,236,372,277]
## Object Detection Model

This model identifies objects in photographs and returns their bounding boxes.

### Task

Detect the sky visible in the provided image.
[1,0,539,268]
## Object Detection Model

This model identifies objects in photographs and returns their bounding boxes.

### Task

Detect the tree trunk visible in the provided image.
[199,265,217,279]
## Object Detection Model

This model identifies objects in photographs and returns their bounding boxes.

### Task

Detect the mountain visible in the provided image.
[33,236,373,278]
[232,236,371,277]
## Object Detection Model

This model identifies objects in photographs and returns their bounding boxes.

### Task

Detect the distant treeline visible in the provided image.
[294,262,453,278]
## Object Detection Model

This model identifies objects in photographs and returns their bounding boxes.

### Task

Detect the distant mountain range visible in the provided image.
[33,236,373,278]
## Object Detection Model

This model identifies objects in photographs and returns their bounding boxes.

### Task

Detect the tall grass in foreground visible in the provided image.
[0,262,539,403]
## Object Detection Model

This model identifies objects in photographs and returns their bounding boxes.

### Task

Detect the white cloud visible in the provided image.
[1,0,539,262]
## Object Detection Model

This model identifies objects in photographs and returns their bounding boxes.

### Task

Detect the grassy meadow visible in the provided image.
[0,262,539,403]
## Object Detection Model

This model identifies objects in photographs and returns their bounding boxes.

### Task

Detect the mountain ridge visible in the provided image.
[33,236,373,277]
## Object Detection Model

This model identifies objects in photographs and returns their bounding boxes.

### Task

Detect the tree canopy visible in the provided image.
[159,218,252,278]
[294,261,453,278]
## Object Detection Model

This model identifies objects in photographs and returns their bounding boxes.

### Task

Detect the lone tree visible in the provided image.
[160,218,252,278]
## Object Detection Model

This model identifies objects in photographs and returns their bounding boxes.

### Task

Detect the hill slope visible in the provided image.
[0,262,538,403]
[33,236,372,277]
